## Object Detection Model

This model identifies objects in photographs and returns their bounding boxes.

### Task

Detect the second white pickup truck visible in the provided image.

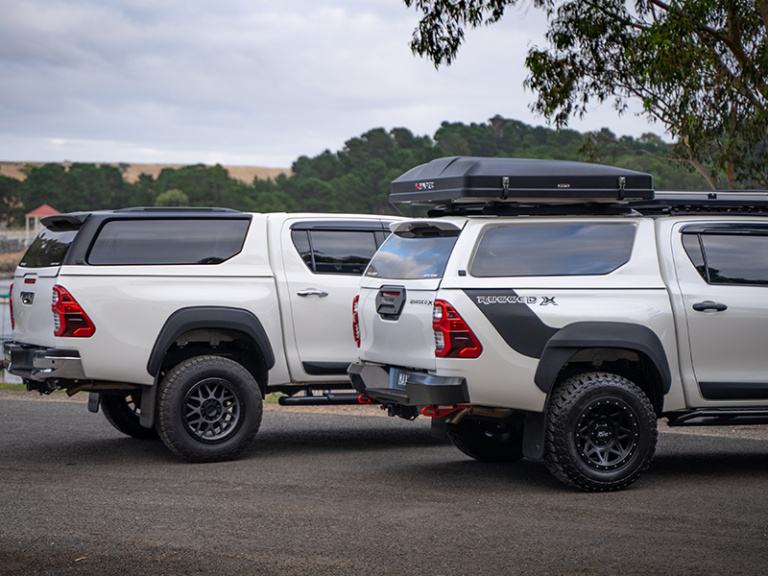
[4,208,399,461]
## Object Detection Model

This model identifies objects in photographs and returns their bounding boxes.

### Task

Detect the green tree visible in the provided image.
[403,0,768,187]
[155,188,190,207]
[0,175,22,225]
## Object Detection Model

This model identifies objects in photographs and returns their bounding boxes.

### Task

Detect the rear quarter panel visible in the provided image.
[438,218,685,413]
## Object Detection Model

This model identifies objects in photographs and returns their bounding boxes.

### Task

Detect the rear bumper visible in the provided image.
[348,361,469,406]
[3,341,86,382]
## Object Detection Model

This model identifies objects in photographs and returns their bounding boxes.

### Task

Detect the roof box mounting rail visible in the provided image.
[390,156,654,205]
[632,190,768,216]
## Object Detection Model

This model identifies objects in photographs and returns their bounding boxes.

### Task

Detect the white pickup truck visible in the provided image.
[4,208,398,461]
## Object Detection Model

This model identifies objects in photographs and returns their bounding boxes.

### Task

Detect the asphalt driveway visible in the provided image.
[0,395,766,576]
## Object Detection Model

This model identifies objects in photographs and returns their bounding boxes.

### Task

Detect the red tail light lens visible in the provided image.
[433,299,482,358]
[9,283,14,330]
[352,295,361,347]
[52,285,95,337]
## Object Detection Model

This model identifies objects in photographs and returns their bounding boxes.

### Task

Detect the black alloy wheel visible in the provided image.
[544,371,657,492]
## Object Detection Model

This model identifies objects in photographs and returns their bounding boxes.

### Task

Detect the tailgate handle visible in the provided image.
[376,285,406,320]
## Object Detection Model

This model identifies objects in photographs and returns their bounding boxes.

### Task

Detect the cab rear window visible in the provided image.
[470,222,636,277]
[365,230,459,280]
[20,228,77,268]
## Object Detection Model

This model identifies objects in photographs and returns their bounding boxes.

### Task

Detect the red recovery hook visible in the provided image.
[420,404,470,419]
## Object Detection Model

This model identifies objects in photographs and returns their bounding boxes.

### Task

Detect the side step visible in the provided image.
[667,408,768,427]
[278,393,371,407]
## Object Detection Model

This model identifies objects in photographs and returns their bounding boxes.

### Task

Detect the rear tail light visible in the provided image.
[52,285,95,337]
[8,283,14,330]
[433,299,482,358]
[352,294,361,347]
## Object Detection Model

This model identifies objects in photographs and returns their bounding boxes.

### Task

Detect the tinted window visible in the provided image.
[20,228,77,268]
[470,223,636,277]
[682,234,707,279]
[88,219,250,265]
[310,230,377,275]
[291,230,313,269]
[700,234,768,285]
[375,230,390,247]
[366,233,459,279]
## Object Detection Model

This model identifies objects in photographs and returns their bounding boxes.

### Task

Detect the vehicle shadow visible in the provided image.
[1,421,448,466]
[384,440,768,492]
[647,451,768,480]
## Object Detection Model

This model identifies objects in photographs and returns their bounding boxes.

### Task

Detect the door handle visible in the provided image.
[297,289,329,298]
[692,300,728,312]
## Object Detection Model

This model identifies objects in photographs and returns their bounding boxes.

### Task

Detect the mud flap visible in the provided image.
[139,384,157,429]
[522,412,546,461]
[87,392,100,413]
[430,417,448,440]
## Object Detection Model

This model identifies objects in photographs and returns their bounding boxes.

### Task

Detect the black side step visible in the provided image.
[667,408,768,427]
[278,393,367,407]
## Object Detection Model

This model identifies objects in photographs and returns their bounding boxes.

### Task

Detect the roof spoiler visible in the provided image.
[40,212,90,231]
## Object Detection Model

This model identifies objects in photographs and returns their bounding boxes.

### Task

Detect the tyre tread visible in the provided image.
[157,355,262,463]
[544,371,657,492]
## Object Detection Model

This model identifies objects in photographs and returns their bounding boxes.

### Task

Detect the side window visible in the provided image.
[291,230,313,269]
[681,234,707,280]
[291,228,380,275]
[684,230,768,286]
[470,222,636,277]
[88,218,250,265]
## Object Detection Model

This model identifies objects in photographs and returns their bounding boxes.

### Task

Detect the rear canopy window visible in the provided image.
[88,219,250,265]
[20,228,77,268]
[365,230,459,280]
[470,222,636,277]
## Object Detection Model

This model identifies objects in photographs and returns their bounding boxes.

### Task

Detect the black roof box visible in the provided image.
[390,156,654,204]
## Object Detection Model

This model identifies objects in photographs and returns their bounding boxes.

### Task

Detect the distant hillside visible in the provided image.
[0,161,290,184]
[0,116,723,226]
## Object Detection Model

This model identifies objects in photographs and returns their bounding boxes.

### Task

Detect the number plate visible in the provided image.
[388,368,408,390]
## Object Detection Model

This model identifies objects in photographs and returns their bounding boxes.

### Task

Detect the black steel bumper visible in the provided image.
[3,341,86,382]
[348,361,469,406]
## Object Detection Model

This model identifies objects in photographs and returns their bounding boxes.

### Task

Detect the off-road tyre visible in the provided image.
[447,415,524,463]
[545,372,657,492]
[157,355,263,463]
[101,391,158,440]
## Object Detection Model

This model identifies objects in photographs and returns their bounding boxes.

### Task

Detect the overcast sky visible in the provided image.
[0,0,664,167]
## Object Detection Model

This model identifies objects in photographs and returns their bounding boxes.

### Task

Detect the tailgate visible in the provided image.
[11,226,78,347]
[357,218,464,371]
[12,268,58,347]
[358,280,440,371]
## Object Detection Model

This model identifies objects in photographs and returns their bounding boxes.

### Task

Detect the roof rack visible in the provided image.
[631,190,768,216]
[427,202,636,218]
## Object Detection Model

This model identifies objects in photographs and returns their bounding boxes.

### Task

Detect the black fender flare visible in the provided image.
[146,306,275,378]
[533,322,671,394]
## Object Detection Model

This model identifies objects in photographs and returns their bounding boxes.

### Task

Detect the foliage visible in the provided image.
[155,189,190,207]
[0,176,22,225]
[403,0,768,188]
[7,116,712,222]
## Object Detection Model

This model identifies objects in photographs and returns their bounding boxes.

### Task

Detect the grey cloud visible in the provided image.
[0,0,665,165]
